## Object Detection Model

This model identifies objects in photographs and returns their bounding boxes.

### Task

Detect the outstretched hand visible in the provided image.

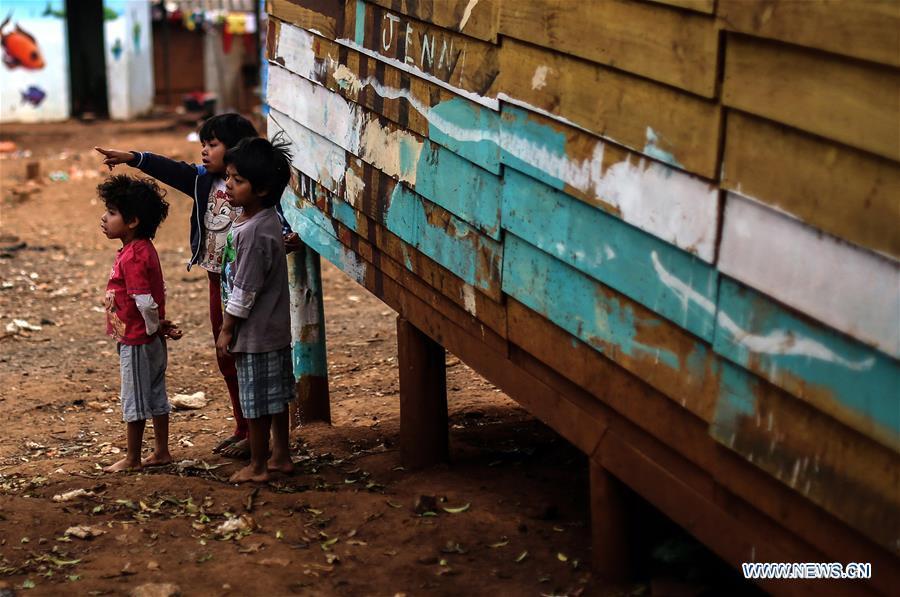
[94,147,134,171]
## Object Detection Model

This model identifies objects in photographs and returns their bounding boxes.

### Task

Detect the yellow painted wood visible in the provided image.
[723,34,900,162]
[268,0,345,39]
[723,111,900,260]
[495,37,722,179]
[718,0,900,68]
[647,0,715,14]
[499,0,720,97]
[366,0,500,42]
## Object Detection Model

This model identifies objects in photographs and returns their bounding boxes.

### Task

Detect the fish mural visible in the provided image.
[1,13,45,70]
[111,38,122,60]
[20,85,45,106]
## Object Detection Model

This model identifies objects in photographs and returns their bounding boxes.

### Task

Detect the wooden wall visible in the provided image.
[266,1,900,592]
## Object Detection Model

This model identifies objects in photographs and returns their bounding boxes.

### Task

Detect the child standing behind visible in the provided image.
[95,114,260,459]
[215,136,294,483]
[99,175,181,472]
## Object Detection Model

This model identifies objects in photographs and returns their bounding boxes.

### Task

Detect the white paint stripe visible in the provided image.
[335,37,500,110]
[650,251,876,371]
[459,0,479,31]
[719,193,900,359]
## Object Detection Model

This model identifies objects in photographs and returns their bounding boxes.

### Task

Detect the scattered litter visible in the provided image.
[65,525,106,539]
[52,488,93,502]
[48,170,69,182]
[5,319,42,333]
[0,140,17,153]
[215,514,256,538]
[170,391,207,410]
[442,503,470,514]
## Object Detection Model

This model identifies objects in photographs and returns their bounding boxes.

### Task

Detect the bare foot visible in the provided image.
[142,452,172,467]
[219,438,251,459]
[104,457,141,473]
[229,464,269,483]
[267,457,294,475]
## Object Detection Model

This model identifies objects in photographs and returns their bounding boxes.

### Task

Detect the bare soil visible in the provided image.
[0,120,756,596]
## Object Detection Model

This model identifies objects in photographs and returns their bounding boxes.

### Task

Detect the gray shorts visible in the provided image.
[235,348,294,419]
[119,336,170,423]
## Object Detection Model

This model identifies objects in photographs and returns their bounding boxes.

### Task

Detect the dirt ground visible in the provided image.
[0,120,757,596]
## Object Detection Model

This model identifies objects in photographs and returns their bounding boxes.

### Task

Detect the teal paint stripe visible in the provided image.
[354,0,365,45]
[282,189,343,264]
[282,110,502,240]
[293,338,327,377]
[414,140,502,240]
[499,104,568,192]
[501,233,689,371]
[428,97,501,175]
[502,168,718,341]
[714,277,900,449]
[385,184,502,297]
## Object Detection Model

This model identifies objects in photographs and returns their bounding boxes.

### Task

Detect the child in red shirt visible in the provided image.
[100,175,181,472]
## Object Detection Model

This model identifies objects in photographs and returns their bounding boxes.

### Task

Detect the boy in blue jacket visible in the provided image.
[96,114,298,459]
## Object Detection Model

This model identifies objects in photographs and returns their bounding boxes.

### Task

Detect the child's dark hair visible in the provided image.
[98,175,169,239]
[198,113,258,148]
[224,133,293,208]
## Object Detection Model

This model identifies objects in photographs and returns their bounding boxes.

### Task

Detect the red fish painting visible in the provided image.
[1,13,45,70]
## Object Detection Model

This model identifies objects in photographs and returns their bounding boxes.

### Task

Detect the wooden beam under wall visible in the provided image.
[397,316,448,469]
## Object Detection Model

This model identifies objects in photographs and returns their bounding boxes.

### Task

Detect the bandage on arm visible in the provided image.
[225,286,256,319]
[133,294,160,336]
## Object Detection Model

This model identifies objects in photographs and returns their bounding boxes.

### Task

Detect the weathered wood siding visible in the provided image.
[268,0,900,592]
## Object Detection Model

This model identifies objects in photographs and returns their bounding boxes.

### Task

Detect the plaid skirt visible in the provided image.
[234,347,294,419]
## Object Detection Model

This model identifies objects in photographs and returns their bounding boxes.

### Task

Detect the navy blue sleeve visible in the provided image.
[128,151,200,199]
[274,202,294,236]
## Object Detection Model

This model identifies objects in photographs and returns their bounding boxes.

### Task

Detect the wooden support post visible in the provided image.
[287,243,331,426]
[397,316,448,469]
[590,457,633,582]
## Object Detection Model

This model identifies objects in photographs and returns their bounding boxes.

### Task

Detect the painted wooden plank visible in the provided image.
[285,178,509,345]
[718,0,900,68]
[342,0,501,106]
[268,19,502,174]
[507,298,900,588]
[715,276,900,454]
[646,0,714,14]
[272,109,505,301]
[281,3,722,179]
[502,233,720,422]
[723,111,900,260]
[498,0,720,97]
[502,168,718,341]
[366,0,500,42]
[292,163,506,324]
[712,359,900,555]
[268,0,346,39]
[500,103,720,261]
[718,192,900,360]
[496,37,722,179]
[723,34,900,161]
[267,72,502,239]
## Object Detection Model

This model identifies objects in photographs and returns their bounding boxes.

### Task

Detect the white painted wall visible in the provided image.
[0,6,69,123]
[104,0,154,120]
